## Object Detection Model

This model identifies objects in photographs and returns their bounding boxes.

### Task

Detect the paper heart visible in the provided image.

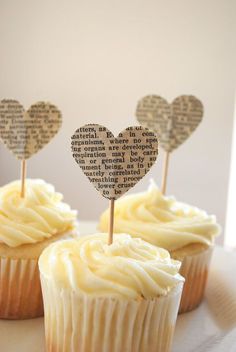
[136,95,203,152]
[71,124,158,199]
[0,99,62,160]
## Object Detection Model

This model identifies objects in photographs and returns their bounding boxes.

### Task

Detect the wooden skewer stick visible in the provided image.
[108,198,115,245]
[20,159,27,198]
[161,151,170,195]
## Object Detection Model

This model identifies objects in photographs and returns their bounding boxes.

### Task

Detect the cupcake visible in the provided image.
[39,233,184,352]
[0,179,77,319]
[99,182,221,313]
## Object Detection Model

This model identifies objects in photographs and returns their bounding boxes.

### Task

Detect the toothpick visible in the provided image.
[108,198,115,245]
[161,151,170,195]
[20,159,27,198]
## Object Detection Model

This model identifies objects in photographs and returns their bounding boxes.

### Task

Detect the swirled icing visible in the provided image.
[39,233,184,298]
[99,182,220,251]
[0,179,76,247]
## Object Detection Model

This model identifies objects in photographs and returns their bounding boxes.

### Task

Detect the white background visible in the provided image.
[0,0,236,242]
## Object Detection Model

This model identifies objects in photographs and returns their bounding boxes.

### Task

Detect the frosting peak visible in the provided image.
[39,233,184,299]
[99,182,221,251]
[0,179,77,247]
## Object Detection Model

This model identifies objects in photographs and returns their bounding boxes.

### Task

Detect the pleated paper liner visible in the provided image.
[0,230,78,320]
[175,246,213,314]
[0,257,43,319]
[41,275,183,352]
[206,265,236,331]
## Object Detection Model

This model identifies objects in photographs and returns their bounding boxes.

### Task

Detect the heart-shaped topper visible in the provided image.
[136,95,203,153]
[71,124,158,200]
[0,99,62,160]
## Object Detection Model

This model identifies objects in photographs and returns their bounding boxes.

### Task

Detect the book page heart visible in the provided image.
[0,99,62,160]
[71,125,158,199]
[136,95,203,152]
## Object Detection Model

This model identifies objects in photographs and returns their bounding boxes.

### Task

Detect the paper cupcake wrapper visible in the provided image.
[0,257,43,319]
[178,246,213,313]
[41,276,183,352]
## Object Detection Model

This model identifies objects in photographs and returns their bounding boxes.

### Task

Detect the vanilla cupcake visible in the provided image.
[39,233,184,352]
[0,179,77,319]
[99,182,221,313]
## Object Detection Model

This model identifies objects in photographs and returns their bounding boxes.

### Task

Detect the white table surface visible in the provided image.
[0,221,236,352]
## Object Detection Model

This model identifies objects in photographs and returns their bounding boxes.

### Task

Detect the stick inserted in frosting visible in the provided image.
[108,199,115,244]
[161,151,169,195]
[20,159,27,198]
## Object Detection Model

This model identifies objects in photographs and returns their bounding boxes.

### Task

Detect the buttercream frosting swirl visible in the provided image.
[0,179,77,247]
[99,182,220,251]
[39,233,184,299]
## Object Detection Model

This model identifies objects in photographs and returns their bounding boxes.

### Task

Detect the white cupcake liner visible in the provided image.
[0,257,43,319]
[41,276,183,352]
[178,246,213,313]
